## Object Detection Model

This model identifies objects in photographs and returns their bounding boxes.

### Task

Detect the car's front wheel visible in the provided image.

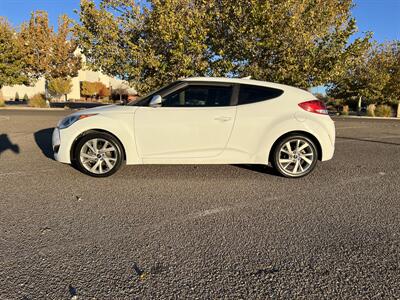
[271,135,318,178]
[74,132,123,177]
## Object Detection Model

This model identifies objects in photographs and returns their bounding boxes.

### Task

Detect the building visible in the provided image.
[1,50,137,101]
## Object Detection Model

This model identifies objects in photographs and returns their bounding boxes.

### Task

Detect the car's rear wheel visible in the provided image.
[271,135,318,178]
[74,132,123,177]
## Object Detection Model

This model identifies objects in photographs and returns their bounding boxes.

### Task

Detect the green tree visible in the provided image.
[207,0,371,88]
[15,92,19,101]
[382,42,400,104]
[76,0,217,94]
[327,42,396,106]
[81,81,99,100]
[48,78,73,101]
[0,17,29,89]
[76,0,370,93]
[76,0,143,90]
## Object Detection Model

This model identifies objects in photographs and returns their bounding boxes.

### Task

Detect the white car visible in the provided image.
[52,77,335,178]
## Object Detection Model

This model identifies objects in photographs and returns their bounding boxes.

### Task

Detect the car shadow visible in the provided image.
[34,128,55,160]
[0,134,20,157]
[232,164,278,176]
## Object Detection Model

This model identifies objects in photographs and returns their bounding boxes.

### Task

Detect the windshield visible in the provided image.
[128,81,181,106]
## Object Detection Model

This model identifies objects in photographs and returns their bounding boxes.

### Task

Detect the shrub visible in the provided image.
[100,98,112,104]
[81,81,99,100]
[98,84,111,98]
[48,78,72,101]
[29,93,47,108]
[341,105,349,116]
[23,93,29,101]
[375,105,392,117]
[0,91,5,107]
[366,104,375,117]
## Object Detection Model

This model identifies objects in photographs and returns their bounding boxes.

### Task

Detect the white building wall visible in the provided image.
[1,70,134,101]
[2,78,46,100]
[1,49,136,100]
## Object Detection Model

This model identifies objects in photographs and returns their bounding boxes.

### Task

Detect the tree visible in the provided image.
[382,42,400,104]
[206,0,371,88]
[382,42,400,117]
[76,0,216,94]
[19,11,53,81]
[327,42,396,106]
[15,92,19,101]
[98,83,111,99]
[137,0,214,93]
[0,17,29,89]
[112,84,129,103]
[48,78,73,101]
[81,81,99,100]
[19,11,81,82]
[49,15,81,79]
[76,0,370,93]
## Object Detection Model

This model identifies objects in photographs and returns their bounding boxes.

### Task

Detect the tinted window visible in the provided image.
[130,81,181,106]
[238,84,283,105]
[162,85,232,107]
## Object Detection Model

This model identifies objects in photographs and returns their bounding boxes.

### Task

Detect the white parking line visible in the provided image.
[182,171,394,221]
[0,169,54,177]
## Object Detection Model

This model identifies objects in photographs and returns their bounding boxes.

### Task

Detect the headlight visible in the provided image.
[58,114,97,129]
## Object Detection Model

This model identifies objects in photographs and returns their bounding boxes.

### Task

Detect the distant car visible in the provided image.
[52,77,335,178]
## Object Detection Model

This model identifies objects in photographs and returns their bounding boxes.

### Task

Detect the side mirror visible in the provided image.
[149,95,162,107]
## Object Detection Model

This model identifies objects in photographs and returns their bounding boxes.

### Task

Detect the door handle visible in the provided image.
[214,116,232,122]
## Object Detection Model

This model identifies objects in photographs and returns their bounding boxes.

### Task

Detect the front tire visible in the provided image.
[74,132,123,177]
[271,135,318,178]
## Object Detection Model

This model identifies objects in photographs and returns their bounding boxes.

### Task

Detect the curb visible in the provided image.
[332,115,400,121]
[0,106,73,111]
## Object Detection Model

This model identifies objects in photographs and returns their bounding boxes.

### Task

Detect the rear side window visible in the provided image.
[238,84,283,105]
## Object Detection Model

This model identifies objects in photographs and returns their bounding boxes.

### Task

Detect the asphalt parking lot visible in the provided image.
[0,109,399,299]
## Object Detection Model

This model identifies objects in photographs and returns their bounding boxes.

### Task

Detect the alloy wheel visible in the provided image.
[79,138,118,175]
[277,138,315,176]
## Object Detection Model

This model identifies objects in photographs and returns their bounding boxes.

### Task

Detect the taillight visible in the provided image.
[298,100,328,115]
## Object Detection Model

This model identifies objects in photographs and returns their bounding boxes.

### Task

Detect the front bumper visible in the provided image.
[52,127,73,163]
[52,127,61,160]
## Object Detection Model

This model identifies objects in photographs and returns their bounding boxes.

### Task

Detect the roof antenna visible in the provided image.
[241,76,252,80]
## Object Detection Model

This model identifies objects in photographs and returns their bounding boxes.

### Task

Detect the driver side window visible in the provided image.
[162,85,232,107]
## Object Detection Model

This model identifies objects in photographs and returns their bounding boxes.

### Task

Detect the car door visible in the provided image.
[134,83,237,160]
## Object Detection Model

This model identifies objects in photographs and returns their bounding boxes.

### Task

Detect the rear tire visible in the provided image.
[271,135,318,178]
[74,132,123,177]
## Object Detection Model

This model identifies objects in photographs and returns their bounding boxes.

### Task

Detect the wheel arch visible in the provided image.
[70,129,127,163]
[268,130,322,164]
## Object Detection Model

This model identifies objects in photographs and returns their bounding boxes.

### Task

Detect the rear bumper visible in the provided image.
[318,118,335,161]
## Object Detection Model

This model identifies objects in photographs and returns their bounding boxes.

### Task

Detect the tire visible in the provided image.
[73,132,123,177]
[271,134,318,178]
